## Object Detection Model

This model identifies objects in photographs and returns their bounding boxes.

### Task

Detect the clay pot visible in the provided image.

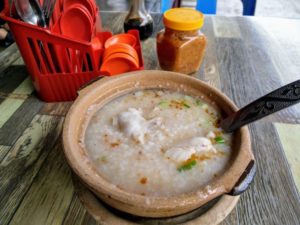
[63,70,255,218]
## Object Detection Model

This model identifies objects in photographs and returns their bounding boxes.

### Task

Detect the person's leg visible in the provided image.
[0,28,8,40]
[0,1,14,47]
[0,27,14,47]
[3,23,10,30]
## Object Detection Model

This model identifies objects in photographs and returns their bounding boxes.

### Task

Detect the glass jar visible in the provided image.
[124,0,153,40]
[157,8,207,74]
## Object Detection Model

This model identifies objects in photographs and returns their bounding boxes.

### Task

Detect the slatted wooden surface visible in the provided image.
[0,13,300,225]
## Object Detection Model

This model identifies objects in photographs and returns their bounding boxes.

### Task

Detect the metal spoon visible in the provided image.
[221,80,300,132]
[13,0,51,72]
[42,0,57,26]
[14,0,46,27]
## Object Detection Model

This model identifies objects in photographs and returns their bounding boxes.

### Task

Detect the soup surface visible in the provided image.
[84,89,232,197]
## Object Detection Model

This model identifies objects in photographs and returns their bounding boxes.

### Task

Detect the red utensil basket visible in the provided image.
[0,0,144,102]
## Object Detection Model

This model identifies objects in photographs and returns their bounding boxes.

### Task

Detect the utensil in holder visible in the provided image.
[0,0,144,102]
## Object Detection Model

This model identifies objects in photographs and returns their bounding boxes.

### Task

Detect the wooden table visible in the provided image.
[0,12,300,225]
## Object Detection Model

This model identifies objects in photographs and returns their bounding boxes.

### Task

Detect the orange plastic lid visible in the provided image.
[101,53,139,76]
[104,33,137,48]
[103,43,139,62]
[60,4,93,42]
[64,0,96,22]
[163,8,204,31]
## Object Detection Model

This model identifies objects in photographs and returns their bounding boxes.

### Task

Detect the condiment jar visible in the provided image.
[124,0,153,40]
[156,8,207,74]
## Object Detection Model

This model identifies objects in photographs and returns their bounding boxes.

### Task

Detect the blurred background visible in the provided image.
[96,0,300,18]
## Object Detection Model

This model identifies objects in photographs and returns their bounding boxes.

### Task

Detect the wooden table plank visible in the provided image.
[213,23,298,125]
[80,214,98,225]
[275,123,300,192]
[222,123,300,225]
[212,17,242,38]
[236,123,300,225]
[0,76,34,128]
[40,102,73,117]
[0,96,44,146]
[0,98,24,128]
[62,195,92,225]
[0,57,28,97]
[252,18,300,84]
[215,37,259,106]
[9,140,74,225]
[220,207,240,225]
[257,18,300,122]
[0,44,21,74]
[0,145,11,162]
[0,115,63,225]
[236,17,300,123]
[11,76,34,96]
[201,17,222,89]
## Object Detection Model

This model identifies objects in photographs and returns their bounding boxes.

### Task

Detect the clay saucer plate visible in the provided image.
[73,175,239,225]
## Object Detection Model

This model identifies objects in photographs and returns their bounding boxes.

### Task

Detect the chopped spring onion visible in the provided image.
[183,102,191,108]
[177,160,197,172]
[158,101,169,108]
[215,136,225,144]
[195,99,203,106]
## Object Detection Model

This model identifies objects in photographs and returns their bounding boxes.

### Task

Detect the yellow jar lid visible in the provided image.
[163,8,204,31]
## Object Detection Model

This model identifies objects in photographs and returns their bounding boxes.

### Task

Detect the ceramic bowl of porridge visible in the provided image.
[63,70,255,218]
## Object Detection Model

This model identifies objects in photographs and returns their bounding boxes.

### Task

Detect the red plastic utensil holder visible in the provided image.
[0,0,144,102]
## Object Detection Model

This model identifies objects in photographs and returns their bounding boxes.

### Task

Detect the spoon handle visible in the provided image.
[29,0,46,27]
[221,80,300,132]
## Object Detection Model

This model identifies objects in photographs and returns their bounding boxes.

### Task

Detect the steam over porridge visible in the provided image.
[84,90,232,197]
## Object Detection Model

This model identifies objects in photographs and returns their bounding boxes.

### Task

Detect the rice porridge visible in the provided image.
[84,89,232,197]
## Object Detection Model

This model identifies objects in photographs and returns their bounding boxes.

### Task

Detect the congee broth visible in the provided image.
[84,89,232,197]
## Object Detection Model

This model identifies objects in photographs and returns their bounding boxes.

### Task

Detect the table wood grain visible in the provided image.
[0,12,300,225]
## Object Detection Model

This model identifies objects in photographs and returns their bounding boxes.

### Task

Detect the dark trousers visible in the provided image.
[0,0,5,25]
